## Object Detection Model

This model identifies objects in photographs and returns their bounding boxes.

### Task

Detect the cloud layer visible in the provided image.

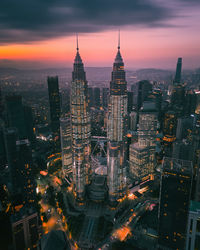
[0,0,174,44]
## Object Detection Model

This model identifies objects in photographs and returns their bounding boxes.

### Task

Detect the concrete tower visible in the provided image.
[71,36,91,202]
[107,32,128,203]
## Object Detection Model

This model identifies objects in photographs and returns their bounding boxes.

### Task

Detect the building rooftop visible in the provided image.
[190,200,200,213]
[162,157,193,176]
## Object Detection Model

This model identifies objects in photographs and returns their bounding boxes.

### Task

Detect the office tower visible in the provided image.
[129,101,157,180]
[88,87,94,108]
[174,57,182,84]
[127,91,134,113]
[60,117,72,176]
[5,95,27,139]
[171,58,185,114]
[16,139,35,205]
[163,110,177,143]
[172,140,194,161]
[0,87,4,117]
[0,129,6,167]
[129,110,137,131]
[185,201,200,250]
[158,157,193,250]
[40,230,70,250]
[94,87,101,108]
[71,39,91,201]
[4,128,18,191]
[24,105,35,143]
[136,80,152,111]
[47,76,61,152]
[107,34,128,202]
[185,90,197,116]
[176,116,195,140]
[102,87,109,109]
[148,89,162,115]
[11,207,39,250]
[186,201,200,250]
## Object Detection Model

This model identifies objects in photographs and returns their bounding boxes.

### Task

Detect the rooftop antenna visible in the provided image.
[76,33,79,51]
[118,29,120,50]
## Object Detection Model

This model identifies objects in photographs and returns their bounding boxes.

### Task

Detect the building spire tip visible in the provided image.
[118,29,120,50]
[76,33,79,51]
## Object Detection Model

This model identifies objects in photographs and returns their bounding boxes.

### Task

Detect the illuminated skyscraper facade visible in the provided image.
[158,157,192,250]
[129,101,157,180]
[60,117,72,176]
[107,38,128,202]
[71,42,91,201]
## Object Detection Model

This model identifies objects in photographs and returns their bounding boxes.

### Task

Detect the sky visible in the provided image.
[0,0,200,69]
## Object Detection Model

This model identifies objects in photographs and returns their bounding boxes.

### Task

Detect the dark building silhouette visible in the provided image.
[136,80,152,111]
[171,58,185,115]
[102,87,109,109]
[88,87,94,108]
[47,76,61,152]
[174,57,182,84]
[5,96,27,140]
[127,91,134,113]
[185,90,197,116]
[94,87,101,108]
[24,105,35,143]
[4,128,18,191]
[11,207,39,250]
[158,157,193,250]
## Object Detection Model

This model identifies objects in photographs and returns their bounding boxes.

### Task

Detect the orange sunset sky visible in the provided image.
[0,0,200,69]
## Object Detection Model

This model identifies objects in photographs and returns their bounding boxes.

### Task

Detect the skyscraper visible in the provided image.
[102,87,109,109]
[129,101,157,180]
[47,76,61,152]
[94,87,101,109]
[174,57,182,84]
[11,207,39,250]
[107,33,128,202]
[136,80,152,111]
[5,95,27,140]
[71,38,91,202]
[60,117,72,176]
[158,157,193,250]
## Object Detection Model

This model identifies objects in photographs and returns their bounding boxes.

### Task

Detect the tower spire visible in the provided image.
[76,33,79,51]
[118,29,120,50]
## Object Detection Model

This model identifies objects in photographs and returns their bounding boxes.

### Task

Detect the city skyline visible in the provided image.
[0,0,200,69]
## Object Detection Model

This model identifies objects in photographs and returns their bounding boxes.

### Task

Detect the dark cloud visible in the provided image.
[0,0,174,44]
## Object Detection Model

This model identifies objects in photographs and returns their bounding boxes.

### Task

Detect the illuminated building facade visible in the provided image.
[129,101,157,180]
[60,117,72,176]
[186,201,200,250]
[163,110,177,144]
[11,207,39,250]
[107,36,128,202]
[47,76,61,152]
[71,41,91,201]
[158,157,193,250]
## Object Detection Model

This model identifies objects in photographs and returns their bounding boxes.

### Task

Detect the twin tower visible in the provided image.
[71,36,128,204]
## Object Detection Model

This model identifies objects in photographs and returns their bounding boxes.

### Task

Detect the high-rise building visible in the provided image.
[136,80,152,111]
[47,76,61,152]
[174,57,182,84]
[129,101,157,180]
[158,157,193,250]
[11,207,39,250]
[16,139,35,205]
[185,90,197,116]
[4,128,18,192]
[88,87,94,108]
[127,91,134,113]
[171,58,185,115]
[102,87,109,109]
[5,96,27,140]
[129,110,138,131]
[71,39,91,202]
[186,201,200,250]
[107,35,128,202]
[60,117,72,176]
[176,116,195,140]
[94,87,101,108]
[172,140,194,161]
